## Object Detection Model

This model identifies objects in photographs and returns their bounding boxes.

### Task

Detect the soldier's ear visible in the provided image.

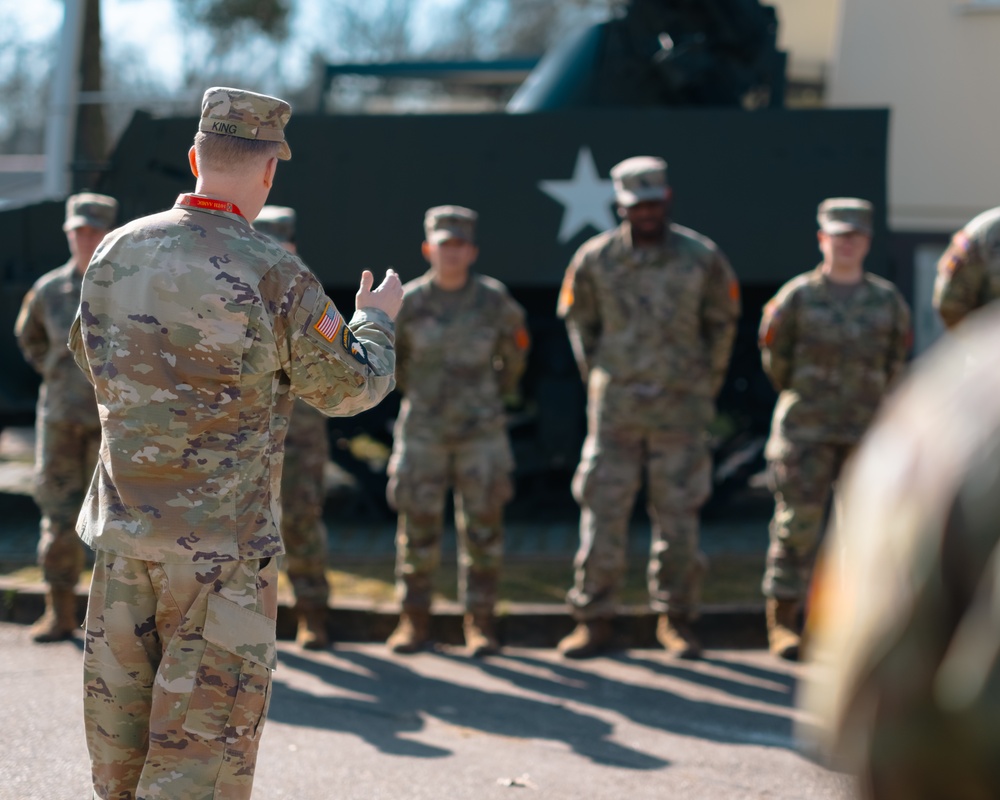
[263,157,277,189]
[421,241,432,262]
[188,147,199,178]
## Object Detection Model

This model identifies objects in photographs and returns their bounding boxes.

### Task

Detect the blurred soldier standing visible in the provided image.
[385,205,530,657]
[933,205,1000,329]
[254,205,332,650]
[759,198,911,660]
[14,192,117,643]
[556,156,740,659]
[801,306,1000,800]
[69,87,402,800]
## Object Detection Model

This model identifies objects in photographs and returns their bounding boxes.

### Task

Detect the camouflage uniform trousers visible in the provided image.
[387,432,513,613]
[279,408,330,610]
[568,427,711,621]
[762,438,853,600]
[34,420,101,590]
[83,554,278,800]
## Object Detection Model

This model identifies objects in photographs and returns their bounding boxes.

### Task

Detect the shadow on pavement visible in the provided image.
[464,651,797,750]
[269,647,670,770]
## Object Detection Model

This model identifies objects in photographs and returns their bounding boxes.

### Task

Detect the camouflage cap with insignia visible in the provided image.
[199,86,292,160]
[254,205,296,243]
[424,205,477,244]
[63,192,118,232]
[817,197,873,235]
[611,155,669,207]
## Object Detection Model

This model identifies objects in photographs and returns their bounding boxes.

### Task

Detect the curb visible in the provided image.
[0,578,769,650]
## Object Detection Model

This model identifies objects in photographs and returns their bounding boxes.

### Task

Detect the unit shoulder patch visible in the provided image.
[343,324,369,366]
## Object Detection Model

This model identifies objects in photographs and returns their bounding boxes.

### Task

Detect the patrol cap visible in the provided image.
[424,205,477,244]
[63,192,118,232]
[611,156,669,207]
[199,86,292,160]
[817,197,873,235]
[254,205,296,243]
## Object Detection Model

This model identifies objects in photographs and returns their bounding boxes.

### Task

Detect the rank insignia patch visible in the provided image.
[343,324,369,366]
[313,302,343,342]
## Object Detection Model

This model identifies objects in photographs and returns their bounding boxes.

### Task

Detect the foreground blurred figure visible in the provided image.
[800,307,1000,799]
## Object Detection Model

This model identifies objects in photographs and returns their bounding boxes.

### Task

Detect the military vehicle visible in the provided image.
[0,0,890,516]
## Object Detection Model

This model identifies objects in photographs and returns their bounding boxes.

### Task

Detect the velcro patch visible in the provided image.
[313,302,343,342]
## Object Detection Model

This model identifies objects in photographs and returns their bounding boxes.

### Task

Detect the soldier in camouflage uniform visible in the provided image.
[69,87,402,800]
[801,305,1000,799]
[254,205,332,650]
[933,205,1000,329]
[385,205,530,657]
[759,198,911,660]
[14,192,117,643]
[556,156,740,659]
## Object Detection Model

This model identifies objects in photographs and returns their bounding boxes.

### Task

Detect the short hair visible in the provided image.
[193,131,281,173]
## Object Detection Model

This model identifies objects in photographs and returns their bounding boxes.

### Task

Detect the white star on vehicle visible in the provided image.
[538,146,616,244]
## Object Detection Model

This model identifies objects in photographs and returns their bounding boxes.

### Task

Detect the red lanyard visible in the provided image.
[176,194,245,220]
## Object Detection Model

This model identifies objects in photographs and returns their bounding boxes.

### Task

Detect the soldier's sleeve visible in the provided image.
[68,310,96,386]
[495,291,531,399]
[886,289,913,386]
[556,250,600,382]
[279,269,396,418]
[393,305,410,396]
[701,249,741,397]
[759,288,795,391]
[933,228,985,329]
[13,287,48,375]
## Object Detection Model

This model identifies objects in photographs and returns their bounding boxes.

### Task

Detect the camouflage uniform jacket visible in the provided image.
[760,267,911,450]
[15,261,99,425]
[394,271,529,442]
[557,221,740,430]
[933,206,1000,329]
[68,197,396,563]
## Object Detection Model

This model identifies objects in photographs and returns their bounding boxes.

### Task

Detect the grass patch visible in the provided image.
[1,552,765,607]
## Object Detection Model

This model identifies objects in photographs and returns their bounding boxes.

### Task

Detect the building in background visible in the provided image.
[825,0,1000,352]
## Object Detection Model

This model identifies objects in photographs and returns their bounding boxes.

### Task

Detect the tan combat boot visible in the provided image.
[657,614,702,659]
[386,607,431,654]
[30,587,78,643]
[557,619,612,659]
[295,606,330,650]
[766,598,801,661]
[463,612,499,657]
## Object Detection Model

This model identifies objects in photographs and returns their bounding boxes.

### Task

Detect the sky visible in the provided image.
[12,0,471,92]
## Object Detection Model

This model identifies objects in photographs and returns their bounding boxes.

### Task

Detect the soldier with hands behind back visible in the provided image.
[253,204,333,650]
[556,156,740,659]
[385,205,530,657]
[15,192,117,643]
[758,198,910,660]
[933,205,1000,329]
[69,87,401,800]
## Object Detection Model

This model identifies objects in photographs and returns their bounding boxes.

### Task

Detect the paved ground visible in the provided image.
[0,621,854,800]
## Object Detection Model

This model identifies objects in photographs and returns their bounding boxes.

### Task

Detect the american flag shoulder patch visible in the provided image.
[313,302,343,342]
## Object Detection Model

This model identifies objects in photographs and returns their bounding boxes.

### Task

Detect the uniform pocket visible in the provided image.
[182,593,276,741]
